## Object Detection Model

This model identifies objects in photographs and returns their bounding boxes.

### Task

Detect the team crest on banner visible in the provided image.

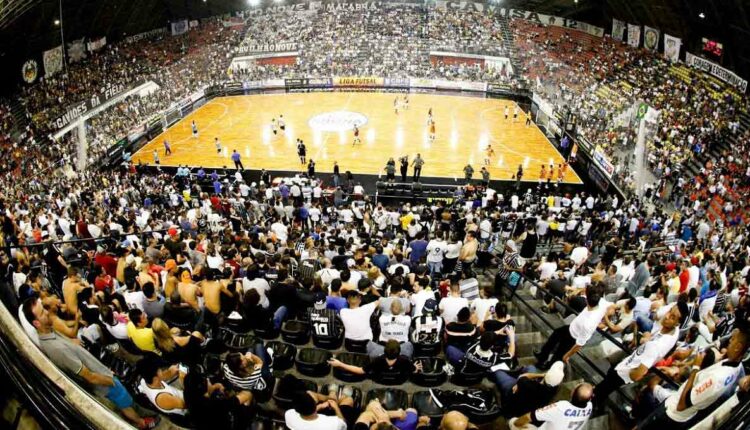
[627,24,641,48]
[68,39,87,63]
[43,45,64,77]
[663,34,681,62]
[611,19,626,42]
[171,19,189,36]
[643,26,660,51]
[21,60,38,83]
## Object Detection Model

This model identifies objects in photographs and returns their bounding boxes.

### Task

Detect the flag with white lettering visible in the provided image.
[87,37,107,52]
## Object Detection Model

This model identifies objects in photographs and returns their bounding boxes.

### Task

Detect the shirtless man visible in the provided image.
[163,260,179,299]
[62,267,86,315]
[177,268,201,312]
[200,269,234,325]
[43,295,80,341]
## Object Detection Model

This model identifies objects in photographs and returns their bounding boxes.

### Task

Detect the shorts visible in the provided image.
[393,411,419,430]
[106,377,134,409]
[280,125,286,130]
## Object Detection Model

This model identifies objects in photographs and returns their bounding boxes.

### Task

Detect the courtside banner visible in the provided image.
[685,52,748,93]
[384,77,410,87]
[333,76,384,86]
[409,78,437,89]
[261,79,286,88]
[49,80,144,130]
[459,81,487,92]
[593,147,615,177]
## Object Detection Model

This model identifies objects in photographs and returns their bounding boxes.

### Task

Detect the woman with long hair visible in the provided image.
[151,318,204,365]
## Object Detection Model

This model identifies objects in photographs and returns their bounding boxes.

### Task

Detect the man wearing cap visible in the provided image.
[492,361,563,418]
[308,292,343,344]
[369,299,413,359]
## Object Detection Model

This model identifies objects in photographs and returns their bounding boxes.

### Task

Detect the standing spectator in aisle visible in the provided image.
[399,156,409,182]
[533,284,609,367]
[509,383,594,430]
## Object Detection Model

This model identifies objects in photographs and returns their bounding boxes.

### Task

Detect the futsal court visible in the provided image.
[132,92,582,184]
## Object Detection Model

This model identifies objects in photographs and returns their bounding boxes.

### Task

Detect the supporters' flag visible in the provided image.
[87,37,107,52]
[222,16,244,27]
[663,34,681,62]
[170,19,189,36]
[21,59,39,84]
[43,45,64,77]
[67,38,87,63]
[611,19,626,42]
[189,20,199,29]
[643,26,660,51]
[627,24,641,48]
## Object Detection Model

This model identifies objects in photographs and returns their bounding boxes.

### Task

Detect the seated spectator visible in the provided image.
[23,298,158,429]
[326,279,348,311]
[329,340,422,385]
[136,355,187,416]
[151,318,204,366]
[510,383,594,430]
[142,282,165,320]
[340,290,380,343]
[284,391,349,430]
[100,305,128,340]
[411,298,444,345]
[471,286,498,325]
[354,399,427,430]
[223,345,274,394]
[308,292,344,342]
[127,308,157,352]
[453,332,511,373]
[445,307,478,358]
[493,361,564,418]
[163,291,198,330]
[369,299,413,359]
[183,368,253,430]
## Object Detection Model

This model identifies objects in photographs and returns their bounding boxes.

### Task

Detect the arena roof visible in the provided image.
[0,0,748,85]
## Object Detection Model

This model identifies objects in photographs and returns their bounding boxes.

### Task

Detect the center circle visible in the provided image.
[308,110,368,132]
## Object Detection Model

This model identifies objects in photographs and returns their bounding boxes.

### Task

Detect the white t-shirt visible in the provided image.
[439,296,469,324]
[271,222,288,242]
[411,289,435,317]
[426,240,447,263]
[340,302,378,340]
[317,268,340,287]
[615,327,678,383]
[665,360,746,422]
[532,400,593,430]
[284,410,347,430]
[568,298,610,346]
[444,242,462,259]
[570,246,589,266]
[471,298,498,324]
[242,278,270,308]
[379,314,411,343]
[538,261,558,281]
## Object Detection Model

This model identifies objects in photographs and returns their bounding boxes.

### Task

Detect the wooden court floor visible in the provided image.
[132,92,582,184]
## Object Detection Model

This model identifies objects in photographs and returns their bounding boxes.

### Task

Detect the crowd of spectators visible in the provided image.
[0,4,748,430]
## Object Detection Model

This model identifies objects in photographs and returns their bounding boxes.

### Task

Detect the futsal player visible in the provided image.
[153,150,160,165]
[214,137,222,154]
[513,106,519,123]
[526,113,532,126]
[394,97,399,114]
[403,94,409,110]
[297,139,307,164]
[484,145,495,165]
[191,120,198,138]
[271,118,278,137]
[504,105,509,120]
[428,120,436,142]
[352,124,361,146]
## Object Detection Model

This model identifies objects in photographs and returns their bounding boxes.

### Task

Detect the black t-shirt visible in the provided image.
[504,377,556,418]
[445,321,477,350]
[308,308,342,339]
[365,355,413,384]
[482,318,515,350]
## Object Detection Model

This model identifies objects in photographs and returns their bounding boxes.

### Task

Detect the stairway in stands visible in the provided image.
[5,97,29,139]
[497,17,523,80]
[511,280,632,430]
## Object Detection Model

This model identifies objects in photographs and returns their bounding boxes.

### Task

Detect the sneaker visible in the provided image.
[139,416,160,430]
[327,383,339,398]
[341,385,354,400]
[266,347,275,362]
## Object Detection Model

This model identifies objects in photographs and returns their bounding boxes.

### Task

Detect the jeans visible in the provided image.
[445,345,466,366]
[492,365,541,400]
[593,366,626,406]
[427,261,442,277]
[273,306,288,330]
[635,314,654,333]
[367,341,414,359]
[252,343,273,377]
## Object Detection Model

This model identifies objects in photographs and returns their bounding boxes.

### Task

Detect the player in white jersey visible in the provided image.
[510,383,594,430]
[214,137,222,154]
[191,120,198,138]
[270,118,278,137]
[513,106,519,122]
[504,105,510,120]
[278,115,286,132]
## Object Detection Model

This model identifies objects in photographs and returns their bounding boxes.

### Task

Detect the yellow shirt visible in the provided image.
[127,322,157,352]
[400,213,414,231]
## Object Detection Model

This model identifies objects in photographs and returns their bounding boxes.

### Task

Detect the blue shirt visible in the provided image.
[409,239,428,263]
[231,152,240,162]
[326,296,348,312]
[213,181,222,195]
[372,254,389,272]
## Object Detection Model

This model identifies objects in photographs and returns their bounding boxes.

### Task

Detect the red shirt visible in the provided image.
[94,253,118,278]
[679,270,690,293]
